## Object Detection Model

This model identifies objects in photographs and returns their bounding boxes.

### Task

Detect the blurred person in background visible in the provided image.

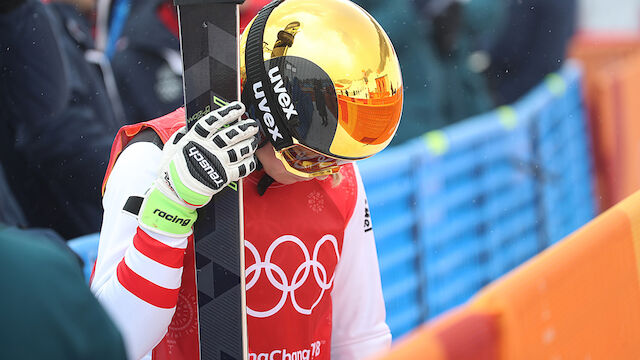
[108,0,184,124]
[351,0,444,144]
[353,0,505,145]
[484,0,578,105]
[0,0,123,240]
[0,222,127,359]
[0,164,27,227]
[106,0,269,125]
[428,0,506,123]
[53,0,97,17]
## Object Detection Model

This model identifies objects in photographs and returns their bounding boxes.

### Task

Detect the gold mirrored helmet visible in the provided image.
[240,0,403,177]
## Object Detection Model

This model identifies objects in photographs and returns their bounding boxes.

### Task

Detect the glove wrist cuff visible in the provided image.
[169,161,211,207]
[139,187,197,237]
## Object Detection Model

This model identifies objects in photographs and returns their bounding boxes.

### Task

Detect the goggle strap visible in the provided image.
[257,173,276,196]
[245,0,294,151]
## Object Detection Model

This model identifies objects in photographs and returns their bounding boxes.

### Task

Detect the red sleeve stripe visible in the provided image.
[116,260,180,309]
[133,227,185,269]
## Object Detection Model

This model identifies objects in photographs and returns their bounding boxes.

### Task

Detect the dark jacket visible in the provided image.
[0,164,27,227]
[0,0,121,239]
[111,0,184,124]
[353,0,504,145]
[352,0,447,144]
[486,0,578,105]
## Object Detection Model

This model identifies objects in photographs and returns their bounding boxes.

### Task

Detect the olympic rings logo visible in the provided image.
[245,235,340,318]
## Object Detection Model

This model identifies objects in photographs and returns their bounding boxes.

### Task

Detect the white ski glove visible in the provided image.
[138,101,259,237]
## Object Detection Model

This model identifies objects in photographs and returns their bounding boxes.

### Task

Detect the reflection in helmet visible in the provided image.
[240,0,403,161]
[271,21,301,58]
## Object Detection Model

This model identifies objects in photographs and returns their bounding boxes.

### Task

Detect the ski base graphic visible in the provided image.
[175,1,247,359]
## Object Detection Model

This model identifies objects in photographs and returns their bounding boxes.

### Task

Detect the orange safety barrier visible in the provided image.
[598,54,640,210]
[569,34,640,210]
[372,189,640,360]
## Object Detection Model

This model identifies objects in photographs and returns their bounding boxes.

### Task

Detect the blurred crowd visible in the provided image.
[0,0,579,240]
[0,0,577,356]
[354,0,577,144]
[0,0,272,240]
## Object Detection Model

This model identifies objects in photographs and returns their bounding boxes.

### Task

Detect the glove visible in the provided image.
[138,102,259,237]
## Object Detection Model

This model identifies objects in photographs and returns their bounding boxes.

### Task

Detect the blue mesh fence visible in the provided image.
[358,62,596,339]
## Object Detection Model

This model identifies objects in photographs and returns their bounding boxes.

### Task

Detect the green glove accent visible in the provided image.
[169,162,211,207]
[139,188,198,236]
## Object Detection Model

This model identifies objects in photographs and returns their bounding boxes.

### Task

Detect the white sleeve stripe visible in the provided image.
[331,327,391,349]
[124,246,183,290]
[139,227,188,250]
[93,142,180,359]
[105,279,176,359]
[331,330,391,359]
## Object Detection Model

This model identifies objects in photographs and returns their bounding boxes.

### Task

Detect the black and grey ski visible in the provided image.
[174,1,247,359]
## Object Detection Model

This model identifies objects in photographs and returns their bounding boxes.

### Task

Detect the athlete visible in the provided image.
[91,0,403,359]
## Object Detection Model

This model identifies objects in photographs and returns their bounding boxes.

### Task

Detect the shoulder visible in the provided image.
[321,163,362,224]
[145,107,186,140]
[0,227,127,359]
[334,163,363,200]
[103,107,184,191]
[107,140,163,193]
[0,226,79,276]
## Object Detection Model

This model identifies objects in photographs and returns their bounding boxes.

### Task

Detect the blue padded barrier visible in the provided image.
[67,232,100,283]
[358,62,596,340]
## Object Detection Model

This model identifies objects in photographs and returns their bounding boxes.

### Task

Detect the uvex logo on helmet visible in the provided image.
[252,66,298,142]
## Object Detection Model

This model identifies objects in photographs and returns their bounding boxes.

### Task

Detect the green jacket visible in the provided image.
[0,225,126,359]
[353,0,445,144]
[353,0,505,145]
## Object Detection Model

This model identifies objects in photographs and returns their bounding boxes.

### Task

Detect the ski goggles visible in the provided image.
[274,142,352,178]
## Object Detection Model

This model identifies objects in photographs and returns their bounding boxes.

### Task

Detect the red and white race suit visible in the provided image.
[91,109,390,360]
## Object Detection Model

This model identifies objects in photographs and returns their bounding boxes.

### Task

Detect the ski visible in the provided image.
[174,1,247,359]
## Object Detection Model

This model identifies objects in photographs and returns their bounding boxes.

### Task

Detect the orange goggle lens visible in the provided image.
[275,144,351,178]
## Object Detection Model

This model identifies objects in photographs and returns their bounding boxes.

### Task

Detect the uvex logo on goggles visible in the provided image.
[252,66,298,142]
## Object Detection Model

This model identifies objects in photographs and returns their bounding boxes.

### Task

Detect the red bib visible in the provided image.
[102,108,357,359]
